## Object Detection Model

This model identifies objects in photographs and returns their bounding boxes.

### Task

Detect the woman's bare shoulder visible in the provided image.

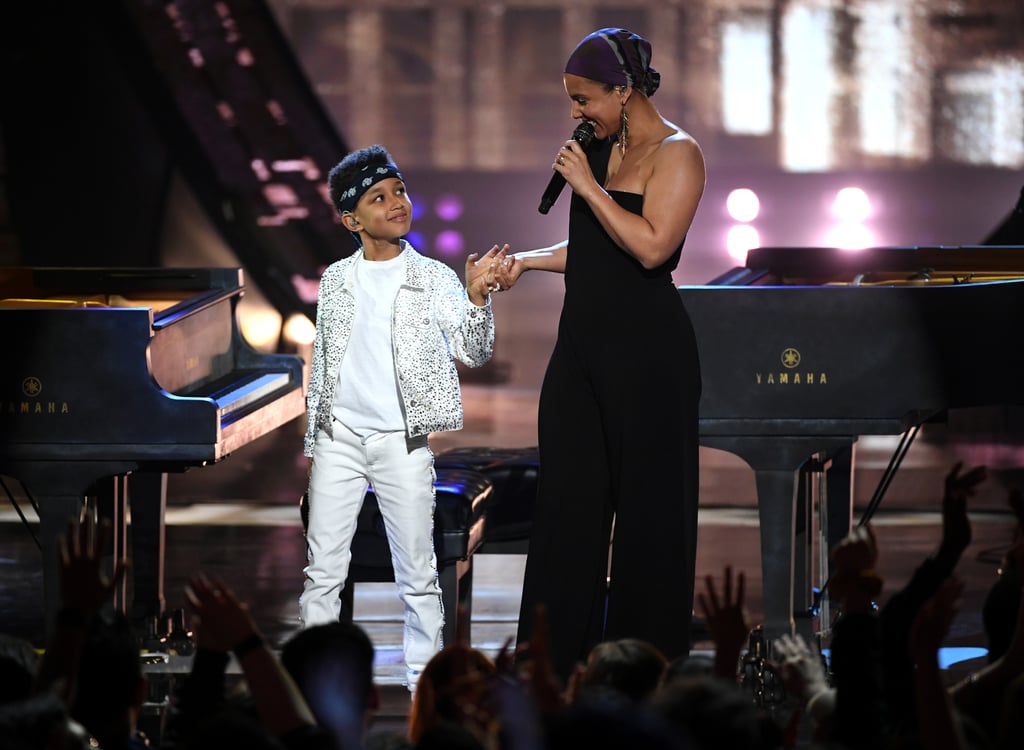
[654,126,705,178]
[661,124,703,156]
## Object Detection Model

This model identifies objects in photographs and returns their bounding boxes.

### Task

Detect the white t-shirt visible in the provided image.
[332,250,407,437]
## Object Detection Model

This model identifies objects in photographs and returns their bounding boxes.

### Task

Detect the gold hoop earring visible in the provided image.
[618,105,629,156]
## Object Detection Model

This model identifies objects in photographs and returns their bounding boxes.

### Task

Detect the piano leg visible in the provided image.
[94,476,130,614]
[825,445,854,552]
[127,472,168,624]
[93,472,167,624]
[821,445,854,634]
[704,437,856,648]
[791,447,856,640]
[753,466,800,643]
[3,460,140,640]
[793,459,823,629]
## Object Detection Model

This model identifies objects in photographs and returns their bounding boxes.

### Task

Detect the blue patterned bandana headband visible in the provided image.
[336,162,404,215]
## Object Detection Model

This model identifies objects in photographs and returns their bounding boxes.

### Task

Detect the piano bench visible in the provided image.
[434,446,539,555]
[302,468,493,647]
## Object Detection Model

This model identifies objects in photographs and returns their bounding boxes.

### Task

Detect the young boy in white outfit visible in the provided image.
[300,144,505,693]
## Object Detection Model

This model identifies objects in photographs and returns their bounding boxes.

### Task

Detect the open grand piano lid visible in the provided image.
[705,245,1024,287]
[0,266,306,466]
[739,244,1024,285]
[0,266,247,297]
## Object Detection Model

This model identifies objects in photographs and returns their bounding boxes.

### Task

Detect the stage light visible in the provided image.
[282,312,316,347]
[435,230,465,256]
[409,194,425,221]
[727,224,760,261]
[406,230,427,250]
[832,187,871,222]
[434,193,464,222]
[726,188,760,222]
[780,2,836,170]
[238,307,283,351]
[825,222,874,250]
[721,15,772,135]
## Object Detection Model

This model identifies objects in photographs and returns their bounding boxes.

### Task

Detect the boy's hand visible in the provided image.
[466,244,508,306]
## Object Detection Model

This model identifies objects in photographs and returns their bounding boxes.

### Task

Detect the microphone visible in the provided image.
[538,121,596,214]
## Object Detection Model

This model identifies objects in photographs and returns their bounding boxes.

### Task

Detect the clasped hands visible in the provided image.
[465,244,524,302]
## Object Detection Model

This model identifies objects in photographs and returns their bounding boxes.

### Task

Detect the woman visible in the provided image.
[498,27,706,682]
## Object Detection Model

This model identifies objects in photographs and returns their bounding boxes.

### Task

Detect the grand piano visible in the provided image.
[679,238,1024,644]
[0,267,306,636]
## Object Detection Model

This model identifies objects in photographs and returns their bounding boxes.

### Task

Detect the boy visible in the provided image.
[300,144,503,693]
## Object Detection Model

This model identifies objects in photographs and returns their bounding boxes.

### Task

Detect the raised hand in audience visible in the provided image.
[937,462,987,569]
[696,564,750,681]
[827,524,886,747]
[949,488,1024,745]
[877,462,986,742]
[35,514,128,700]
[183,574,321,742]
[910,576,969,750]
[770,632,831,704]
[829,524,882,615]
[184,573,261,653]
[58,515,128,618]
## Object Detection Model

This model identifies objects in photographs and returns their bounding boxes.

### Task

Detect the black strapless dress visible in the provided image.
[517,138,702,680]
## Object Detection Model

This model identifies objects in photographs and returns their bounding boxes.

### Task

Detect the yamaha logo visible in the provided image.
[22,377,42,397]
[2,377,69,415]
[754,348,828,385]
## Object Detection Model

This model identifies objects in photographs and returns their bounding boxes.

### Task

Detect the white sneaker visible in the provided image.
[406,668,421,697]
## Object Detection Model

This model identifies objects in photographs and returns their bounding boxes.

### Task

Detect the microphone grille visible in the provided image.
[572,121,596,149]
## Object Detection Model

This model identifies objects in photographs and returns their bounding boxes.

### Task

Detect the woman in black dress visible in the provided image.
[496,27,706,682]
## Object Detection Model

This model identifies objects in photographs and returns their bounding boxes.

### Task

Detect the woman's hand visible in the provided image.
[553,138,597,198]
[465,244,508,306]
[494,254,526,291]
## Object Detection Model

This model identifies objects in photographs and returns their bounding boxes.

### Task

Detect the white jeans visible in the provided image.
[300,422,443,685]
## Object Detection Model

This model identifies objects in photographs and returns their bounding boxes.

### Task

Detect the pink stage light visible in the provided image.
[727,224,760,261]
[434,194,464,222]
[434,230,465,256]
[726,188,760,222]
[832,187,872,222]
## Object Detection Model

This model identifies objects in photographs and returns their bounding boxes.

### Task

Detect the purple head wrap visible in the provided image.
[564,28,661,97]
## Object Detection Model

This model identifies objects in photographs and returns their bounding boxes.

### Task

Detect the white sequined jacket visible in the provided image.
[304,240,494,456]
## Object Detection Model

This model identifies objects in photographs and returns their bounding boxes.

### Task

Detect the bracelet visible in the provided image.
[231,632,265,659]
